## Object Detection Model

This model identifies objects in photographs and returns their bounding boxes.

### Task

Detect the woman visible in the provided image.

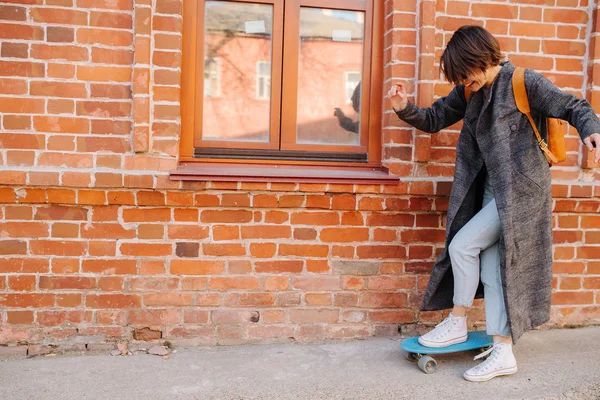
[389,25,600,382]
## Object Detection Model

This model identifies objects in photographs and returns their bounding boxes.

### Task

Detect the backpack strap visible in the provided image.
[512,67,558,164]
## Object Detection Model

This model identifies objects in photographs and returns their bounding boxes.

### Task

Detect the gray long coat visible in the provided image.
[395,61,599,343]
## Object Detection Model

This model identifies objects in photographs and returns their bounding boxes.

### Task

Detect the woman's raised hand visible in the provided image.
[388,83,408,112]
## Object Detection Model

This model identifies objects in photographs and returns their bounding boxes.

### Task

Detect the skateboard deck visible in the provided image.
[400,330,494,373]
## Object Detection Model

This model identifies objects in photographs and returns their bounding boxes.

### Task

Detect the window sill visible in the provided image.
[170,162,400,185]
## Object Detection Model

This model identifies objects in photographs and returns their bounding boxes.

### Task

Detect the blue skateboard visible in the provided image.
[400,330,494,374]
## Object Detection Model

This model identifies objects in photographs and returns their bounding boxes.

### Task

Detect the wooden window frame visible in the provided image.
[176,0,395,183]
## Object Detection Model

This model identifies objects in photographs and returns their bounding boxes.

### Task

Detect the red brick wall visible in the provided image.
[0,0,598,350]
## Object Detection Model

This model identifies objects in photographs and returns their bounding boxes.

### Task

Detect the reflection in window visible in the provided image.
[296,7,364,145]
[204,57,221,97]
[257,61,271,100]
[202,1,273,142]
[345,71,360,103]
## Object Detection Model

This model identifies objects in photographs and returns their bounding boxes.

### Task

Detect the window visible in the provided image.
[257,61,271,100]
[204,57,221,97]
[179,0,386,175]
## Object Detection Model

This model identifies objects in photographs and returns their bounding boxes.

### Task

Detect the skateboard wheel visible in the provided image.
[418,355,437,374]
[406,352,419,362]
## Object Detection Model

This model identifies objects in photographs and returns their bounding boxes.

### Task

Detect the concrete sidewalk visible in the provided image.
[0,326,599,400]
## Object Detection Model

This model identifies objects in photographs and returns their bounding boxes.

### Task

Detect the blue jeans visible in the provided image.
[448,174,510,337]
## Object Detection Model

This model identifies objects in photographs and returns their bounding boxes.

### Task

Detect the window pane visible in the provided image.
[203,1,273,142]
[296,8,364,145]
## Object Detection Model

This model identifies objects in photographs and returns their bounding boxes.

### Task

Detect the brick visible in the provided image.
[76,101,131,117]
[544,9,588,24]
[78,136,130,153]
[0,5,26,21]
[8,275,36,291]
[0,171,27,185]
[56,294,82,307]
[0,98,45,114]
[91,84,131,99]
[30,240,87,256]
[153,104,179,120]
[0,78,27,94]
[77,28,132,46]
[81,223,135,239]
[153,51,181,68]
[92,47,133,65]
[175,242,199,257]
[6,150,34,166]
[90,11,132,29]
[129,277,179,292]
[0,222,49,237]
[82,259,135,274]
[86,294,141,308]
[290,212,339,225]
[30,7,87,24]
[47,0,73,5]
[154,33,181,50]
[552,292,594,305]
[0,60,42,77]
[31,44,89,61]
[0,258,48,273]
[241,225,291,239]
[203,243,246,256]
[120,243,172,257]
[153,15,182,32]
[77,0,133,10]
[0,23,43,40]
[156,0,182,14]
[47,27,74,42]
[0,240,27,255]
[1,42,27,58]
[510,22,555,38]
[154,69,179,85]
[212,225,240,241]
[144,293,193,306]
[255,260,303,273]
[0,293,54,308]
[35,205,87,220]
[38,153,93,168]
[471,4,518,19]
[225,293,275,307]
[48,99,74,114]
[320,227,369,242]
[92,119,131,134]
[128,310,179,325]
[48,63,75,79]
[249,243,277,258]
[97,276,123,291]
[7,311,34,324]
[170,260,225,275]
[135,6,151,35]
[51,222,79,238]
[5,205,32,219]
[39,276,95,290]
[30,81,88,98]
[542,41,586,56]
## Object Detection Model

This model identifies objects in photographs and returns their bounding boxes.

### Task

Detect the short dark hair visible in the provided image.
[440,25,502,85]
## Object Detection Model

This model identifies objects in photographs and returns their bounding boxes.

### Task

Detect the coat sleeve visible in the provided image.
[393,85,468,133]
[526,69,600,142]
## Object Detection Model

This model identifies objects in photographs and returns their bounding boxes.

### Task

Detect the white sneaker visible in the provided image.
[463,342,518,382]
[418,313,468,348]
